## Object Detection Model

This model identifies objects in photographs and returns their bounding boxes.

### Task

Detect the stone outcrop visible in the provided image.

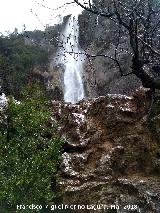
[78,3,142,98]
[51,89,160,212]
[31,63,64,101]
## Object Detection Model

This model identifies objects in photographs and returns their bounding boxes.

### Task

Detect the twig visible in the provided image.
[73,0,114,18]
[63,50,133,77]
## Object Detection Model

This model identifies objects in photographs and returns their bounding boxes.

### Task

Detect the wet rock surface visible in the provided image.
[31,64,64,101]
[51,91,160,212]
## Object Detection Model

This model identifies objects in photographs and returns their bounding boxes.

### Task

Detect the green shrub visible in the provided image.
[0,35,49,98]
[0,84,63,212]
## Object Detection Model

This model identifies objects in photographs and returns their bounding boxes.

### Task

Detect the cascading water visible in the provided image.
[57,14,85,104]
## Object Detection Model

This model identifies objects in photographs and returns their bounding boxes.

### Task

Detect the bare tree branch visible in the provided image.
[34,0,75,12]
[73,0,114,18]
[137,35,160,57]
[63,50,133,77]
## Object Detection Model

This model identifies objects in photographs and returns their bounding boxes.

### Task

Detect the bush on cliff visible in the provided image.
[0,84,63,212]
[0,34,49,99]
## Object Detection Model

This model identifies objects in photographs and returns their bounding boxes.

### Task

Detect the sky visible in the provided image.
[0,0,85,34]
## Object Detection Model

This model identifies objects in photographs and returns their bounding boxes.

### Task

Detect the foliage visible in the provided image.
[0,84,63,212]
[0,34,49,98]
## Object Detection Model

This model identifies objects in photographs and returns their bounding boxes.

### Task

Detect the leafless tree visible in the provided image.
[74,0,160,91]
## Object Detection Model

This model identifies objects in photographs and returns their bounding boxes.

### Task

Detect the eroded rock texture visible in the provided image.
[51,91,160,212]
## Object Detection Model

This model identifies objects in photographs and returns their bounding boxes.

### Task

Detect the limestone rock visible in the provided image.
[51,92,160,212]
[78,6,142,98]
[31,64,64,101]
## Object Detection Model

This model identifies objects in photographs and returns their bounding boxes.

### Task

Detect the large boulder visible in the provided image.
[51,89,160,212]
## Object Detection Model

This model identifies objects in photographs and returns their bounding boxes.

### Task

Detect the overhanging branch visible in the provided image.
[137,35,160,57]
[73,0,114,18]
[64,51,133,77]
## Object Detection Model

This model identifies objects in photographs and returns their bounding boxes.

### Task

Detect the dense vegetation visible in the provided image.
[0,84,64,212]
[0,33,49,98]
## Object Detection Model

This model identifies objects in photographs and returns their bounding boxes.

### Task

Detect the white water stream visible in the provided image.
[57,14,85,104]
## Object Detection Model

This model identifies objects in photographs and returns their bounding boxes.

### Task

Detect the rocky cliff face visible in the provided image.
[51,88,160,212]
[30,9,142,101]
[30,64,63,101]
[78,2,142,98]
[26,16,73,101]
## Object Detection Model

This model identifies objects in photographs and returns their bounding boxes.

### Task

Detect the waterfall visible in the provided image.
[57,15,85,104]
